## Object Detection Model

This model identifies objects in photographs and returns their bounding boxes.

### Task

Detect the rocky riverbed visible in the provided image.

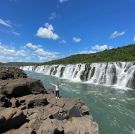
[0,67,98,134]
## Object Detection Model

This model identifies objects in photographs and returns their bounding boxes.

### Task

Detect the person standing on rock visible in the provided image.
[50,83,64,99]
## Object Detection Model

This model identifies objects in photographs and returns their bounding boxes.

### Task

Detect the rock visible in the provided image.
[0,108,16,120]
[18,96,27,104]
[0,67,98,134]
[81,105,90,116]
[0,115,6,129]
[26,97,48,108]
[55,98,65,108]
[0,78,45,97]
[0,96,11,107]
[0,108,28,133]
[68,106,82,117]
[0,67,27,80]
[63,117,98,134]
[38,119,64,134]
[10,97,20,108]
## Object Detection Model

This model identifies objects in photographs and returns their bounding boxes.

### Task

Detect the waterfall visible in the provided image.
[20,62,135,89]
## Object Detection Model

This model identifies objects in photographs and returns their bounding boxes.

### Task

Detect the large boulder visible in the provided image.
[0,78,45,97]
[0,67,27,80]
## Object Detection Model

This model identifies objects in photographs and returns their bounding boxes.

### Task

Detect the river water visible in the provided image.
[27,71,135,134]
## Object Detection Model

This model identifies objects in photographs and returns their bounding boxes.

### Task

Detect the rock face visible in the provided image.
[0,67,98,134]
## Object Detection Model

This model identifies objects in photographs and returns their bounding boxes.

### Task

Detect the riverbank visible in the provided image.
[0,67,98,134]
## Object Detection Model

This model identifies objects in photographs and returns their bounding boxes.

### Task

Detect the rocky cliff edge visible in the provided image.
[0,67,98,134]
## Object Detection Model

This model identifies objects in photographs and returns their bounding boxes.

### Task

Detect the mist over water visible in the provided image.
[27,71,135,134]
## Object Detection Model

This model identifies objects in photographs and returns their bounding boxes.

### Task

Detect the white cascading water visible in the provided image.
[20,62,135,89]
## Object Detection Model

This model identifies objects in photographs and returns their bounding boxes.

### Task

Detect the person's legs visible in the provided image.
[58,91,59,98]
[56,91,58,98]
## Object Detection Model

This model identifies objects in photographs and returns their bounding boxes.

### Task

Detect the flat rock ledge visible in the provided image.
[0,67,98,134]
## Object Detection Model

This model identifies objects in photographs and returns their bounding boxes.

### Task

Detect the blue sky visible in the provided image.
[0,0,135,62]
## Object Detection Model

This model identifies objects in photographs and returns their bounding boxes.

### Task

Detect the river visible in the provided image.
[27,71,135,134]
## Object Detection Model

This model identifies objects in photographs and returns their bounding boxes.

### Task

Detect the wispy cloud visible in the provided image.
[12,31,20,36]
[110,31,125,39]
[59,39,66,44]
[49,12,57,20]
[59,0,69,3]
[0,18,20,36]
[0,18,12,28]
[36,23,59,40]
[73,37,81,43]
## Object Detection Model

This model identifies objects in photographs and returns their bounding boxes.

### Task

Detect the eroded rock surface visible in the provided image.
[0,67,98,134]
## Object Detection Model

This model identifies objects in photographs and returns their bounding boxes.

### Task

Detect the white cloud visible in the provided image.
[73,37,81,43]
[36,23,59,40]
[77,50,96,54]
[0,44,26,57]
[25,42,41,50]
[25,42,59,61]
[59,0,69,3]
[0,42,60,63]
[92,44,112,51]
[49,12,57,20]
[110,31,125,39]
[0,18,12,28]
[76,44,112,54]
[35,48,58,58]
[59,39,66,44]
